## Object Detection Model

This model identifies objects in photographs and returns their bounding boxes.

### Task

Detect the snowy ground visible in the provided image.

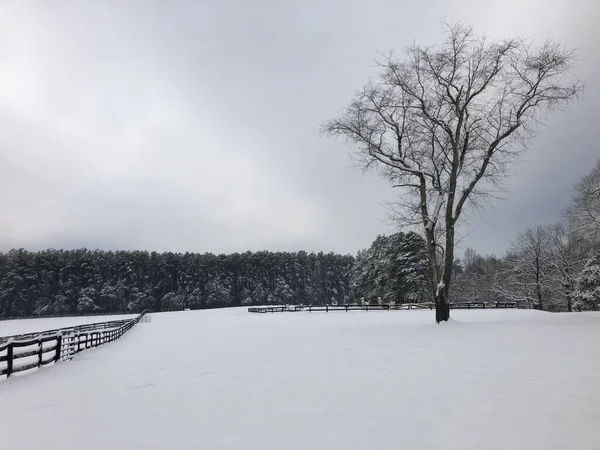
[1,308,599,450]
[0,313,138,337]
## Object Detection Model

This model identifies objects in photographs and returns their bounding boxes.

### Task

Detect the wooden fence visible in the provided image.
[248,302,516,313]
[0,311,148,380]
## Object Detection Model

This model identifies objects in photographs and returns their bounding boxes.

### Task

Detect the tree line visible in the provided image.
[0,250,353,319]
[0,232,431,320]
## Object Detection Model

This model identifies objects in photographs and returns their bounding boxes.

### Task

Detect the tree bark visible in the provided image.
[435,289,451,322]
[436,227,455,323]
[535,281,543,310]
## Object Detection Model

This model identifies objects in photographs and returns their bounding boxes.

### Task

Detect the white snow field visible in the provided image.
[0,313,137,337]
[1,308,599,450]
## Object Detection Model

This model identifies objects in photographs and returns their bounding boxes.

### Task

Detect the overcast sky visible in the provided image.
[0,0,598,257]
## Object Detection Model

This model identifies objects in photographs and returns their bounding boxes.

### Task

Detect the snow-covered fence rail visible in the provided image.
[0,334,62,379]
[0,311,148,380]
[248,303,435,313]
[248,302,517,313]
[0,317,137,344]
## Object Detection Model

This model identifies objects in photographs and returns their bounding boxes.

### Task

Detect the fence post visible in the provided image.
[38,336,43,368]
[55,334,62,362]
[326,305,329,312]
[6,339,13,378]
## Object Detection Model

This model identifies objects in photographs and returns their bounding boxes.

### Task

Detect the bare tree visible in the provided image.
[452,248,502,304]
[546,223,585,311]
[567,159,600,246]
[494,226,554,309]
[493,252,539,309]
[322,23,583,322]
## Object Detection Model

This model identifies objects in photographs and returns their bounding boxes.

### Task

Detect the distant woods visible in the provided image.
[0,232,431,320]
[0,250,353,319]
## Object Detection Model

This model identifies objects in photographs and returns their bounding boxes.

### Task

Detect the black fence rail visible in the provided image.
[450,302,517,309]
[0,311,148,380]
[248,301,517,313]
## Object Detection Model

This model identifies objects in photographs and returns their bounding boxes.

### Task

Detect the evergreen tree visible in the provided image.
[352,232,429,303]
[573,254,600,311]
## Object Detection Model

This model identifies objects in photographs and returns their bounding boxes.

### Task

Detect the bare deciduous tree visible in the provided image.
[567,160,600,246]
[547,223,585,311]
[452,248,502,304]
[322,23,583,322]
[494,226,554,309]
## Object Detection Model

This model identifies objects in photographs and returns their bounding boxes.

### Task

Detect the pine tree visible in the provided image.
[573,254,600,311]
[351,232,429,303]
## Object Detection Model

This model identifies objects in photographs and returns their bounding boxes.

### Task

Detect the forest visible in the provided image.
[0,231,430,320]
[0,249,354,319]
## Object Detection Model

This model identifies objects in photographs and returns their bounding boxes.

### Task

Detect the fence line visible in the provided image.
[0,316,142,345]
[0,311,148,380]
[248,302,517,314]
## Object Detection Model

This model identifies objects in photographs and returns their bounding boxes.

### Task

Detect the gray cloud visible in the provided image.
[0,0,598,256]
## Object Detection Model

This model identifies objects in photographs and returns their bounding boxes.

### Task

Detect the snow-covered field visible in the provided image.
[0,313,138,337]
[1,308,599,450]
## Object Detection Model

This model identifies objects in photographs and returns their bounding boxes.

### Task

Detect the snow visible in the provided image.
[0,314,137,337]
[1,308,600,450]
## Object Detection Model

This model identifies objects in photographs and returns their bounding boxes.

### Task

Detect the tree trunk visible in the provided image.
[535,282,543,310]
[435,289,450,323]
[423,224,454,323]
[434,226,456,323]
[423,227,437,285]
